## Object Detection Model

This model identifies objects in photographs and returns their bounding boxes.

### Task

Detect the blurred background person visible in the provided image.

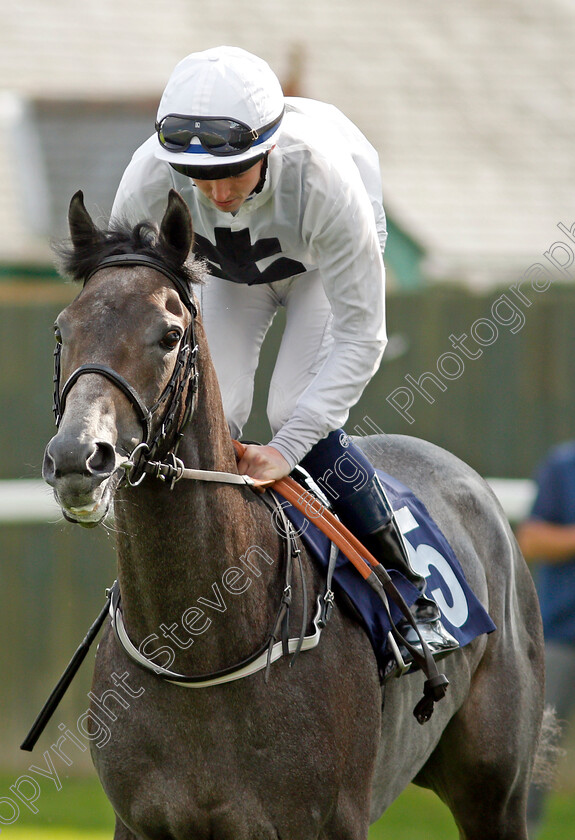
[516,440,575,837]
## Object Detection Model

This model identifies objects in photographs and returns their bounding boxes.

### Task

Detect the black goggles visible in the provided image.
[156,109,284,157]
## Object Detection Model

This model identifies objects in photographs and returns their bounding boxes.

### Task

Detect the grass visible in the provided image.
[0,773,573,839]
[3,832,109,840]
[375,786,575,840]
[0,774,113,838]
[369,787,459,838]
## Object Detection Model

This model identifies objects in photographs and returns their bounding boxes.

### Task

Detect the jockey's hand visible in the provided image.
[237,444,291,482]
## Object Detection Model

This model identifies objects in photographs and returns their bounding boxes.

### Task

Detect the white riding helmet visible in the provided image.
[155,46,285,175]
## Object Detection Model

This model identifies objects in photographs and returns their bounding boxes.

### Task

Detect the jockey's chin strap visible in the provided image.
[121,439,449,723]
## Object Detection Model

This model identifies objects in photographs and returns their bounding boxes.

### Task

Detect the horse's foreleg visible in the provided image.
[114,815,139,840]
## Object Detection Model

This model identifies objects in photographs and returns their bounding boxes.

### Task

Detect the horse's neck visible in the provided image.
[113,337,282,667]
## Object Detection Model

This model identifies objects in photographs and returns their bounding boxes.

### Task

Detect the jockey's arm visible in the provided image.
[516,519,575,564]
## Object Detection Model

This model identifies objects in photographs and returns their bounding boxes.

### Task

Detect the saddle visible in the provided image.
[233,442,496,700]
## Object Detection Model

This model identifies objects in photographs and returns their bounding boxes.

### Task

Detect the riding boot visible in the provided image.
[332,474,460,669]
[300,430,459,669]
[362,519,460,669]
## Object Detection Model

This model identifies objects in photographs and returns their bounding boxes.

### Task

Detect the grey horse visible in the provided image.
[42,190,545,839]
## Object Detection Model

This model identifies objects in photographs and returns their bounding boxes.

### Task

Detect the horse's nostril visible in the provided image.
[87,442,116,477]
[42,447,56,483]
[43,433,116,484]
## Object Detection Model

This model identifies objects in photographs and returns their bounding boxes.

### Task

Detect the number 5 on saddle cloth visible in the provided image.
[275,450,496,678]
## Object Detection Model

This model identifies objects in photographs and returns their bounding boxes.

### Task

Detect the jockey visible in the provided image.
[111,45,458,668]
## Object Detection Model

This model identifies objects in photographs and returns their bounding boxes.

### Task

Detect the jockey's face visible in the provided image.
[192,159,264,213]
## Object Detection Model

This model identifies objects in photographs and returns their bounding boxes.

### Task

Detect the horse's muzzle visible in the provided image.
[42,432,118,526]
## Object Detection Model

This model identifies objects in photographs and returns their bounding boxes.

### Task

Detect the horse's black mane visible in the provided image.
[54,219,203,287]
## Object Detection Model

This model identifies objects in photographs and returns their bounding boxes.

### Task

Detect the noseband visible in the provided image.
[52,254,199,485]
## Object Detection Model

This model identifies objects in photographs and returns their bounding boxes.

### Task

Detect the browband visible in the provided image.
[85,254,197,314]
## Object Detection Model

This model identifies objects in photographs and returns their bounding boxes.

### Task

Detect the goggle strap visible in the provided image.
[157,108,284,156]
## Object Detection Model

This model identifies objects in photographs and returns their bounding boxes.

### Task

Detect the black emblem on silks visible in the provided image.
[194,229,307,285]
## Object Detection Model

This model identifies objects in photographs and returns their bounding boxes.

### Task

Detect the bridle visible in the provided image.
[48,252,448,721]
[47,250,325,694]
[52,253,199,486]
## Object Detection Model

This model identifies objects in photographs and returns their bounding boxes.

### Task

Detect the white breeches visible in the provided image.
[198,270,333,440]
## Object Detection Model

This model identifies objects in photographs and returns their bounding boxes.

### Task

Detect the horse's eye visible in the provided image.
[160,329,181,350]
[54,326,62,344]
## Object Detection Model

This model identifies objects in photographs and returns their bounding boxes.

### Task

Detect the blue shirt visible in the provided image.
[530,441,575,643]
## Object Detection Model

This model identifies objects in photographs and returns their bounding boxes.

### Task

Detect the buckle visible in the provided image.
[318,589,335,628]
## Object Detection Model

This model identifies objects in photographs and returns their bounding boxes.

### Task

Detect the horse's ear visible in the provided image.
[68,190,101,250]
[159,190,194,264]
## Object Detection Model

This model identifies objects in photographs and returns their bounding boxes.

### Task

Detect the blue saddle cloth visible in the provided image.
[275,470,496,671]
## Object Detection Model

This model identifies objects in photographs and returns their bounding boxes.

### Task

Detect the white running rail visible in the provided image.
[0,478,536,524]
